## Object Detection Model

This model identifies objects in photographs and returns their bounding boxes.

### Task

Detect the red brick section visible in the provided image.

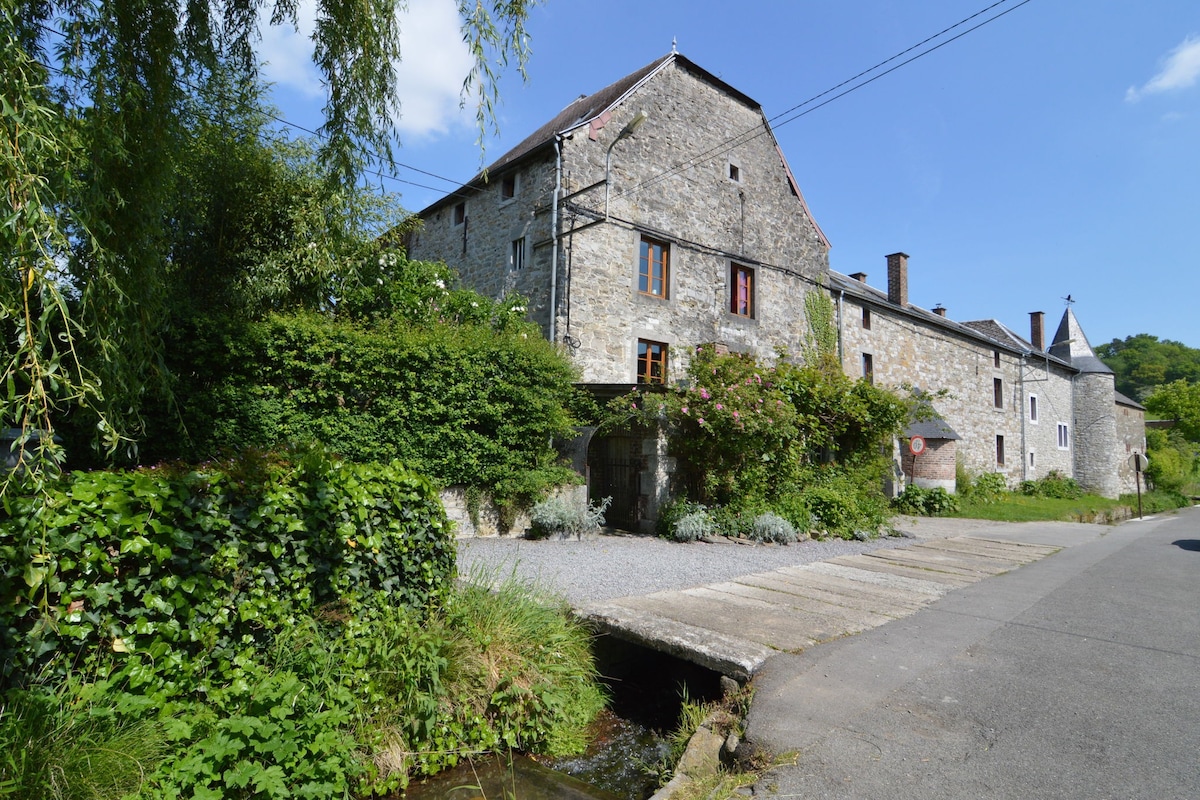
[903,439,956,483]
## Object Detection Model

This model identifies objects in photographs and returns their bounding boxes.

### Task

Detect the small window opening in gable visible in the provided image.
[501,174,517,201]
[728,162,741,182]
[993,350,1001,368]
[730,264,755,318]
[862,307,872,330]
[993,378,1004,409]
[453,202,466,226]
[637,339,668,384]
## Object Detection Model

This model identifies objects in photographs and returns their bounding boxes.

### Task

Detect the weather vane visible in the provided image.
[1062,293,1074,306]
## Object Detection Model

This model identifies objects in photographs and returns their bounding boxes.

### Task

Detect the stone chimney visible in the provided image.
[849,272,868,283]
[932,305,947,317]
[1030,311,1045,351]
[886,252,909,307]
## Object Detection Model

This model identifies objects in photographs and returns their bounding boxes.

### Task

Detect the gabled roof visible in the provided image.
[1049,307,1112,374]
[1115,390,1145,410]
[960,319,1034,353]
[417,53,827,247]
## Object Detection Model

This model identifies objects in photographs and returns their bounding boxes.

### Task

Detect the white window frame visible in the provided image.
[1057,423,1069,450]
[1029,394,1039,423]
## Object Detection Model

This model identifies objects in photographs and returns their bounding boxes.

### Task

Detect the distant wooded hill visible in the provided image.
[1097,334,1200,401]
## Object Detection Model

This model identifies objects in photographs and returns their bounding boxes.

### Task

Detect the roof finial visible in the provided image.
[1063,293,1074,306]
[671,36,677,54]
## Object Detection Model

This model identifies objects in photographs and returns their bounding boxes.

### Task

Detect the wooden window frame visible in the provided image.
[862,307,872,330]
[500,174,517,201]
[453,202,466,226]
[862,353,874,384]
[996,435,1006,466]
[637,339,668,384]
[730,263,755,318]
[638,237,669,299]
[993,378,1004,409]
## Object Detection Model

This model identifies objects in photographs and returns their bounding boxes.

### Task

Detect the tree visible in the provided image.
[1097,333,1200,400]
[1144,380,1200,443]
[2,0,537,477]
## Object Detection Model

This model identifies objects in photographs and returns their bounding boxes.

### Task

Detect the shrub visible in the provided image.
[748,512,798,544]
[771,492,813,535]
[970,472,1008,504]
[671,511,719,543]
[1018,470,1082,499]
[656,498,707,539]
[0,445,454,690]
[893,485,959,516]
[528,493,611,539]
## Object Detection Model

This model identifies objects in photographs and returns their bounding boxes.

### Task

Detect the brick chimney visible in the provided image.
[886,252,909,307]
[849,272,868,283]
[933,305,947,317]
[1030,311,1045,351]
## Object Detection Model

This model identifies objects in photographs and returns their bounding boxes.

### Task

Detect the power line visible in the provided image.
[618,0,1034,201]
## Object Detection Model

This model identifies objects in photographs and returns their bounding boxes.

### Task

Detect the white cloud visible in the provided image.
[258,0,475,136]
[1126,34,1200,102]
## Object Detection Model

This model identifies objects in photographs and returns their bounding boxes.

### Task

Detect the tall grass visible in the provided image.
[0,679,166,800]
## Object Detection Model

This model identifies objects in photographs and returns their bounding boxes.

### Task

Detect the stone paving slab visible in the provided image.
[577,535,1062,679]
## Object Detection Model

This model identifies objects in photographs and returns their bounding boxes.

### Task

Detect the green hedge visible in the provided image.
[144,312,580,507]
[0,447,454,691]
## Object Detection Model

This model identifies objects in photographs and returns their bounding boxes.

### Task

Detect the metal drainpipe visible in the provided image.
[549,134,562,344]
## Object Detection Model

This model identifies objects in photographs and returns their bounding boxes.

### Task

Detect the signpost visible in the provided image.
[1132,452,1149,519]
[909,436,927,456]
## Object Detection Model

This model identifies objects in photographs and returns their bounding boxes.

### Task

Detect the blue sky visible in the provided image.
[262,0,1200,351]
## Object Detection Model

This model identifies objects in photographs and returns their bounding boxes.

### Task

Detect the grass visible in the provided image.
[950,490,1191,523]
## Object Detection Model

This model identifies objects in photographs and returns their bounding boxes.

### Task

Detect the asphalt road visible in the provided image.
[744,507,1200,799]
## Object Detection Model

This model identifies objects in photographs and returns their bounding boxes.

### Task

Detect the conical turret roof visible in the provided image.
[1048,308,1112,374]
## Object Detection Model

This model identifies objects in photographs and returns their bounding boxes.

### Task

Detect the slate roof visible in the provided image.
[1049,307,1113,374]
[1114,390,1145,410]
[828,271,1073,370]
[906,417,961,441]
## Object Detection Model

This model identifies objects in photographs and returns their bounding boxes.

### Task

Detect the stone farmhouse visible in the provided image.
[406,52,1144,530]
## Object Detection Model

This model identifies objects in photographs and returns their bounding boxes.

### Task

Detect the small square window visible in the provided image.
[728,162,741,182]
[731,264,755,317]
[510,238,526,271]
[639,237,669,298]
[862,353,874,384]
[501,175,517,201]
[453,202,466,226]
[862,307,872,330]
[996,435,1005,466]
[637,340,668,384]
[993,378,1004,409]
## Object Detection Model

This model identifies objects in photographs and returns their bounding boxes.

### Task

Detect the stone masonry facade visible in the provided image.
[407,53,1142,519]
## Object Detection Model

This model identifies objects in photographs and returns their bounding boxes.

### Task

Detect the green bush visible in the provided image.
[893,485,959,516]
[1018,470,1083,499]
[0,445,454,690]
[146,310,583,511]
[970,472,1009,504]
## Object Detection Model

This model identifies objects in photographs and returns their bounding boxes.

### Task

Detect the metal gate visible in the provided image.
[587,431,643,531]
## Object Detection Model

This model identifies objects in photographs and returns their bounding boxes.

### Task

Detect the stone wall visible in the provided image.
[554,59,829,382]
[837,292,1089,489]
[1072,372,1122,498]
[1115,402,1147,495]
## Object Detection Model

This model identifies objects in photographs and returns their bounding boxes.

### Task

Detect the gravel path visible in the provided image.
[455,517,991,605]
